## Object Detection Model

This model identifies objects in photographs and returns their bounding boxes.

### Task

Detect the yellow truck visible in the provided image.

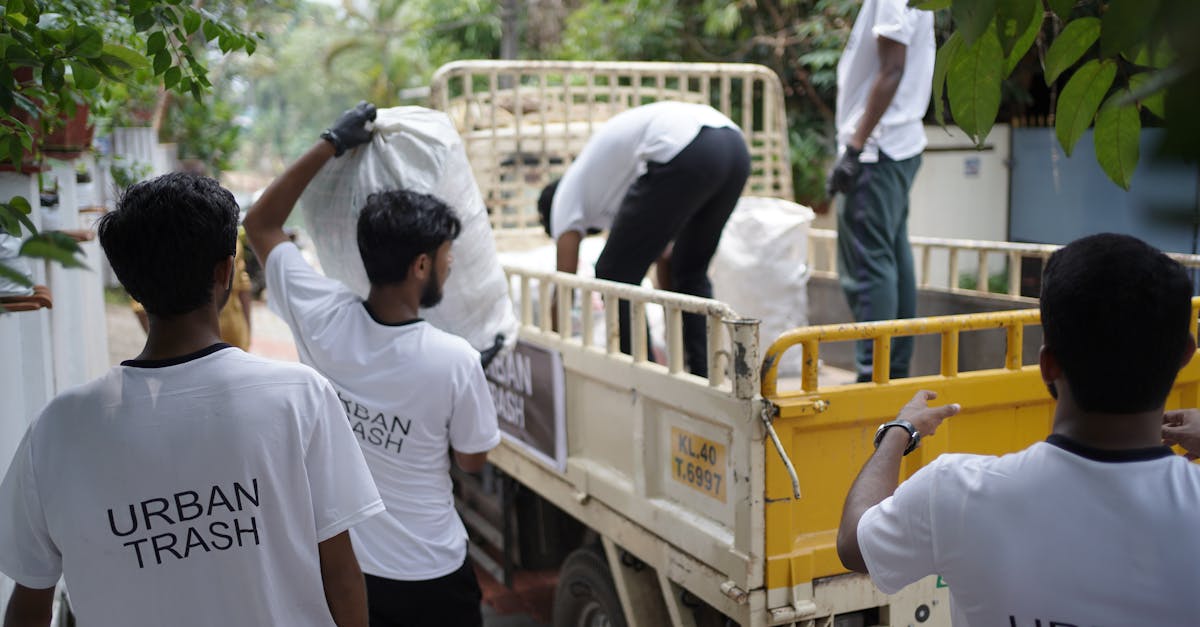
[430,60,1200,627]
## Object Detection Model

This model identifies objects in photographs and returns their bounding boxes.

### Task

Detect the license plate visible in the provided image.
[669,426,727,503]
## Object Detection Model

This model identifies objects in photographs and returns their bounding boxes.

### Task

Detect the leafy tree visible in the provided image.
[921,0,1198,190]
[0,0,258,290]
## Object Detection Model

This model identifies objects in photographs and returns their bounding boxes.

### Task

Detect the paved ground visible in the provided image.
[105,298,552,626]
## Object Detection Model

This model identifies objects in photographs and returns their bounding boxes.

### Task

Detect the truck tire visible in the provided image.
[552,547,627,627]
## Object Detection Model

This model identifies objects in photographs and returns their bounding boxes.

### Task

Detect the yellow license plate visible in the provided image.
[669,427,727,503]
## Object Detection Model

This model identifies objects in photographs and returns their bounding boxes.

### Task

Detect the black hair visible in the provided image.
[97,172,238,317]
[1040,233,1193,413]
[537,179,559,238]
[356,189,461,286]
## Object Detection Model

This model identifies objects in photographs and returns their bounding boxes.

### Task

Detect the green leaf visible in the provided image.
[932,32,964,125]
[20,232,87,269]
[244,38,257,56]
[67,25,103,58]
[147,31,166,55]
[1093,92,1140,190]
[183,9,201,35]
[1004,0,1043,75]
[1133,42,1174,69]
[909,0,951,9]
[1048,0,1074,20]
[153,49,171,75]
[1,196,38,237]
[217,32,234,54]
[130,0,152,14]
[1043,17,1099,85]
[1054,59,1116,156]
[133,11,156,32]
[1101,0,1157,59]
[0,260,34,289]
[100,43,150,72]
[1128,72,1166,119]
[952,0,997,45]
[202,20,220,42]
[41,60,65,91]
[947,27,1004,143]
[163,66,181,89]
[69,61,100,90]
[996,0,1038,57]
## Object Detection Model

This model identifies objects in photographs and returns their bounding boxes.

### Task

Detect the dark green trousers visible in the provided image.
[836,152,922,382]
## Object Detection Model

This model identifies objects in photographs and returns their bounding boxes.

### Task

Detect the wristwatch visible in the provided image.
[874,419,921,455]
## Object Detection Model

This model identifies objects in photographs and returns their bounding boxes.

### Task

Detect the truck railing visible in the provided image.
[430,60,793,237]
[808,228,1200,301]
[502,264,755,395]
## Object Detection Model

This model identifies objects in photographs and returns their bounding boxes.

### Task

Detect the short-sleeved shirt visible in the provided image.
[835,0,935,162]
[0,345,384,627]
[858,436,1200,625]
[266,242,501,581]
[550,101,740,239]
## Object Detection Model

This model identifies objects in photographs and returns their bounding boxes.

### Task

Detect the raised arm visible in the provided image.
[244,102,377,262]
[836,390,959,572]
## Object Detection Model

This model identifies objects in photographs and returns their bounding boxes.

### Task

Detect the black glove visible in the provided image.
[321,101,377,157]
[480,334,506,369]
[825,145,863,197]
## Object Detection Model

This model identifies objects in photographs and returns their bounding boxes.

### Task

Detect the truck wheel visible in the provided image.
[552,547,627,627]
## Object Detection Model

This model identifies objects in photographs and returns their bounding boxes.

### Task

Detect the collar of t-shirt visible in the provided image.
[361,302,424,328]
[1045,433,1174,463]
[121,343,234,368]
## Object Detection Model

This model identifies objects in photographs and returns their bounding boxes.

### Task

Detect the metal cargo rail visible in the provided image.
[809,228,1200,302]
[431,60,793,237]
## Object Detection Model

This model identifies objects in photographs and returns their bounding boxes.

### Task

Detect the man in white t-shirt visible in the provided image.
[0,173,384,627]
[536,101,751,376]
[837,233,1200,625]
[244,102,501,627]
[827,0,934,382]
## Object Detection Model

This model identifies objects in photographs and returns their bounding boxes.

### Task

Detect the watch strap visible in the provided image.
[874,418,921,455]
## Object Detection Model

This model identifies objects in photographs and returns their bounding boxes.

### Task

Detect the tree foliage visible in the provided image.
[924,0,1198,190]
[0,0,258,289]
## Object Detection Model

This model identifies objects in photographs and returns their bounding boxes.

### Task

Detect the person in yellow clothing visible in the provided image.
[132,229,253,349]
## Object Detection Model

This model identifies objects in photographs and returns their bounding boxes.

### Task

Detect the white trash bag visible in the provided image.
[300,106,518,354]
[710,196,814,376]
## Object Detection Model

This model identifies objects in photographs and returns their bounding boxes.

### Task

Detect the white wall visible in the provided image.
[811,124,1011,287]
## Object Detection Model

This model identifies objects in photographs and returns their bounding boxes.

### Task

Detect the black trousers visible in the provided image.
[363,559,483,627]
[594,125,751,377]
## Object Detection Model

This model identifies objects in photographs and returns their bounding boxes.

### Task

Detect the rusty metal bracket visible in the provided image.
[760,401,801,499]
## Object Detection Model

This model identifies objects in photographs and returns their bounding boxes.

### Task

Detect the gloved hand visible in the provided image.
[825,145,863,197]
[321,101,377,157]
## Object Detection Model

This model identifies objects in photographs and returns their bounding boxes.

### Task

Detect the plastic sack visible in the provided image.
[710,196,814,376]
[0,233,34,297]
[300,106,518,353]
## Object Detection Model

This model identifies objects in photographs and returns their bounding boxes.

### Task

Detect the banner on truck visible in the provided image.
[484,340,566,472]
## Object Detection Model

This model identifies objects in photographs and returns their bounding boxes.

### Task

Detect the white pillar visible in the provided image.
[0,170,53,614]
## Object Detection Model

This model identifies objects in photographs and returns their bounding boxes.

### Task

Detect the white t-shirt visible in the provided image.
[858,435,1200,626]
[266,242,501,581]
[550,101,740,238]
[835,0,934,162]
[0,345,384,627]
